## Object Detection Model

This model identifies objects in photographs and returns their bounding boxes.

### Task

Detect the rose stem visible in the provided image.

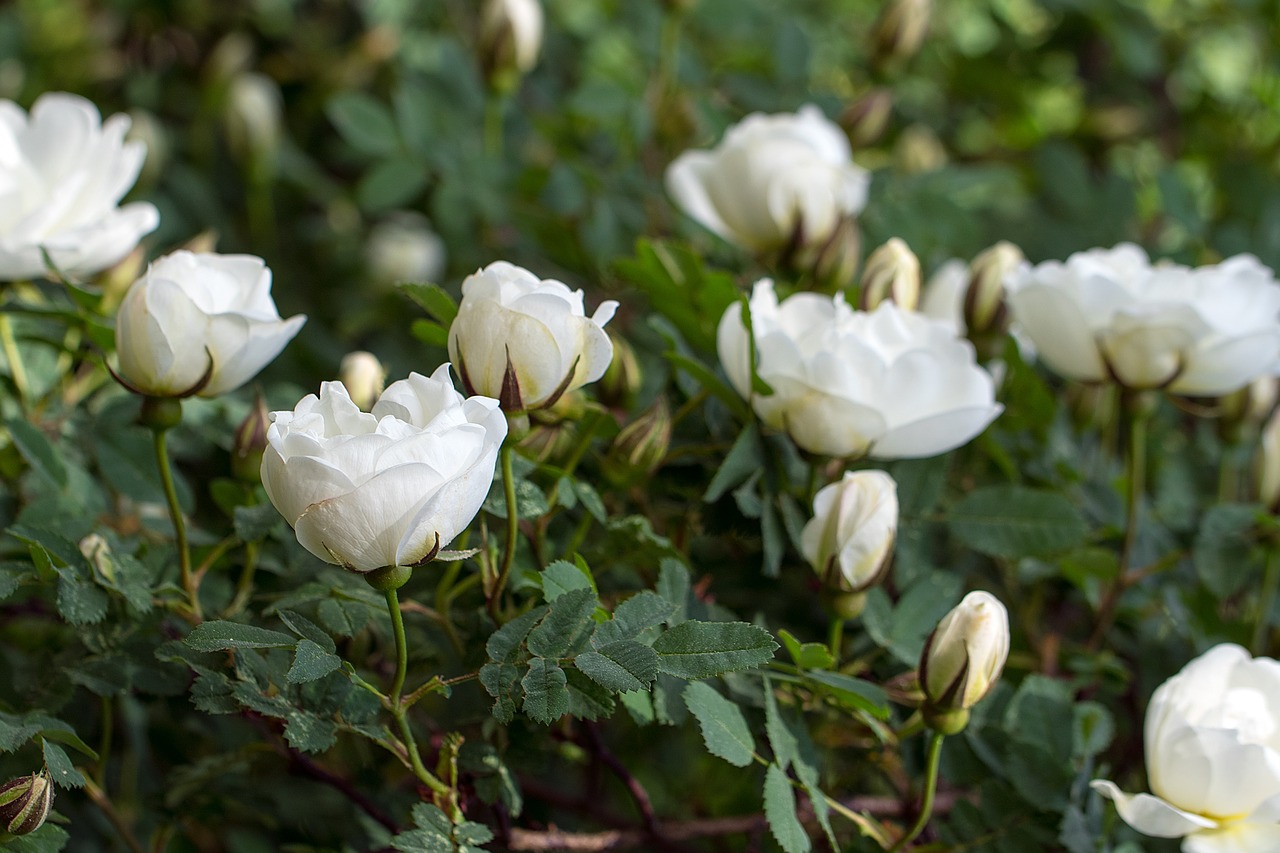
[153,427,201,621]
[488,442,519,623]
[382,588,450,802]
[888,731,945,852]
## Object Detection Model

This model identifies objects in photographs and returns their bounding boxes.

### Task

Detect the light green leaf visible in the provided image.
[400,282,458,325]
[683,681,755,767]
[539,561,594,601]
[764,762,809,853]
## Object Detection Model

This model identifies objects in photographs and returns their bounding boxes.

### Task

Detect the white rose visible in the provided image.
[481,0,544,76]
[665,105,870,255]
[1008,244,1280,395]
[261,364,507,572]
[1092,644,1280,852]
[365,212,446,287]
[717,280,1001,459]
[0,92,160,280]
[920,591,1010,712]
[448,261,618,412]
[800,470,898,592]
[114,251,305,397]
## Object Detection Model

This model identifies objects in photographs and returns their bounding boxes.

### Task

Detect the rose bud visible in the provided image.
[800,471,898,610]
[919,591,1010,732]
[859,237,921,312]
[0,772,53,836]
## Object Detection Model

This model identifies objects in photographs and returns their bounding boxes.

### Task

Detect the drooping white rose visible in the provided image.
[920,591,1010,712]
[1092,644,1280,852]
[448,261,618,412]
[717,280,1001,459]
[665,105,870,256]
[800,470,898,592]
[1008,244,1280,396]
[261,364,507,572]
[0,92,160,280]
[114,251,305,397]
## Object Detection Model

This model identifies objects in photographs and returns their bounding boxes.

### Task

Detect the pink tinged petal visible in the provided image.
[1183,823,1280,853]
[1173,332,1280,396]
[666,150,737,245]
[393,442,501,565]
[293,463,449,571]
[1008,284,1108,381]
[1090,781,1218,838]
[871,403,1004,460]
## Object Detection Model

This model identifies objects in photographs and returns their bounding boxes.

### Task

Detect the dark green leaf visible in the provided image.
[575,641,658,692]
[652,621,777,679]
[526,588,597,659]
[683,681,755,767]
[42,739,85,789]
[234,503,282,542]
[486,606,547,664]
[327,92,400,157]
[521,659,569,724]
[539,561,594,601]
[400,282,458,325]
[704,424,763,503]
[947,486,1089,558]
[657,559,691,625]
[764,762,809,853]
[7,417,67,489]
[277,610,336,653]
[479,663,522,725]
[186,621,296,652]
[287,639,342,683]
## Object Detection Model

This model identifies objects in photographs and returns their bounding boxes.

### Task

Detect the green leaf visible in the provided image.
[777,630,835,671]
[486,605,547,664]
[764,762,809,853]
[575,641,658,692]
[539,560,595,601]
[594,591,674,646]
[42,739,85,789]
[803,671,891,719]
[704,424,763,503]
[3,821,69,852]
[400,282,458,325]
[393,802,493,852]
[234,503,282,543]
[327,92,400,157]
[1194,503,1264,597]
[526,588,597,659]
[277,610,336,653]
[186,621,296,652]
[479,663,522,724]
[652,621,778,679]
[667,353,752,424]
[521,659,570,724]
[358,157,430,211]
[657,558,691,625]
[411,319,448,348]
[1073,700,1115,760]
[287,639,342,683]
[56,570,108,625]
[565,668,616,720]
[947,486,1089,558]
[683,681,755,767]
[7,417,67,489]
[0,713,43,752]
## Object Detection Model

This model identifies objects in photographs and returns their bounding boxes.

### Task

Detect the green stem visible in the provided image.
[153,428,200,620]
[488,443,519,622]
[0,312,30,409]
[1255,548,1280,655]
[225,540,260,618]
[889,731,945,852]
[827,615,844,664]
[381,588,449,798]
[484,95,504,160]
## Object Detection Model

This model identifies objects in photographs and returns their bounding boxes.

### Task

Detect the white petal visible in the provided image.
[1090,781,1217,838]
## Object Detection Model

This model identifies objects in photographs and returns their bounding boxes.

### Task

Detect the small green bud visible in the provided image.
[1257,406,1280,512]
[603,397,672,487]
[922,706,970,735]
[0,772,53,836]
[139,396,183,433]
[826,591,868,620]
[860,238,921,312]
[231,393,271,483]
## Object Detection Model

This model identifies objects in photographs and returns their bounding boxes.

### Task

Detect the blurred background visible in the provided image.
[6,0,1280,387]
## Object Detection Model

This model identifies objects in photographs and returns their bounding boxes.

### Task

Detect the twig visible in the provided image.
[280,746,399,834]
[582,723,658,832]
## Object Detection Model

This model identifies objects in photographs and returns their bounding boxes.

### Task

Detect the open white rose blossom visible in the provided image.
[261,364,507,572]
[114,251,305,397]
[718,279,1002,459]
[0,92,160,280]
[1008,244,1280,395]
[1092,644,1280,852]
[448,261,617,412]
[665,105,870,256]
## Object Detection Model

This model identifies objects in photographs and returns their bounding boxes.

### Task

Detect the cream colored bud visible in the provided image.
[920,591,1010,720]
[860,238,921,312]
[801,470,897,593]
[963,241,1023,336]
[79,533,115,584]
[479,0,544,92]
[366,212,446,288]
[224,72,283,167]
[805,216,862,292]
[894,124,947,174]
[0,772,53,836]
[841,88,893,148]
[1257,406,1280,511]
[339,352,386,412]
[872,0,932,65]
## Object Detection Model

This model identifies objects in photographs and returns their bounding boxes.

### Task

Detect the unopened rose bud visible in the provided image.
[804,216,862,292]
[224,72,283,172]
[893,124,947,174]
[1257,406,1280,512]
[79,533,116,584]
[841,89,893,148]
[0,772,53,836]
[801,470,897,595]
[919,591,1010,732]
[366,212,446,289]
[479,0,544,94]
[964,241,1023,337]
[860,238,920,312]
[1221,375,1280,445]
[232,393,271,482]
[603,397,672,487]
[872,0,932,66]
[338,352,386,412]
[597,332,642,410]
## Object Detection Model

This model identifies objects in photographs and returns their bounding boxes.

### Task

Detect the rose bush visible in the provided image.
[260,364,507,572]
[114,250,305,397]
[717,279,1002,458]
[0,92,159,280]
